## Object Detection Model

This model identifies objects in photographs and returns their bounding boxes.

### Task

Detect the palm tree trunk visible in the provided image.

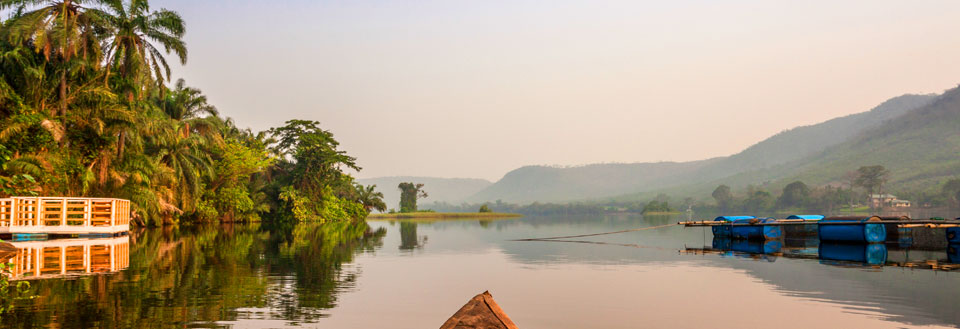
[59,70,67,117]
[117,131,125,159]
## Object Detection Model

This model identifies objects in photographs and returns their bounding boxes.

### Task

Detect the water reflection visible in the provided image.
[688,237,960,270]
[1,237,129,280]
[399,222,426,251]
[3,221,385,328]
[3,214,960,328]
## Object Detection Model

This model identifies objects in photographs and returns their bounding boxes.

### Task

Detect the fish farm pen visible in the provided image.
[678,215,960,270]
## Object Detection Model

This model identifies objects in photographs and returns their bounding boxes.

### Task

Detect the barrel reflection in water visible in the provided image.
[819,243,887,266]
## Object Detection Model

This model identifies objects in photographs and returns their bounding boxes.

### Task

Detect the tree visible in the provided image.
[157,79,219,138]
[712,185,733,212]
[777,181,809,209]
[356,184,386,213]
[397,182,427,213]
[743,188,773,212]
[855,165,889,208]
[943,178,960,208]
[97,0,187,89]
[2,0,105,118]
[478,204,491,213]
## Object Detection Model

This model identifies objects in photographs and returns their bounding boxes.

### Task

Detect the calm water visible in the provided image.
[4,214,960,328]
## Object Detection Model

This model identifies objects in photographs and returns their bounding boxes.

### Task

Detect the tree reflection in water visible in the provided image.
[2,221,386,328]
[399,222,426,251]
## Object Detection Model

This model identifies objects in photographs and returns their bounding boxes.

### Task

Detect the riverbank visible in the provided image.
[367,212,522,220]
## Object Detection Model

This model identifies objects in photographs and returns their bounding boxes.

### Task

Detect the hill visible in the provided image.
[613,85,960,201]
[467,93,938,203]
[356,176,492,212]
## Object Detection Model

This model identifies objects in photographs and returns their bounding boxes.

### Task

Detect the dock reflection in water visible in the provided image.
[686,237,960,271]
[1,236,129,280]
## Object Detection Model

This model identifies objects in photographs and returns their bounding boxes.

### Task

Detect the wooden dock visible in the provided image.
[0,197,131,235]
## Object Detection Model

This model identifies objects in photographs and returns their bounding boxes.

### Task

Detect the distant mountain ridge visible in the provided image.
[356,176,492,212]
[466,93,939,203]
[622,86,960,200]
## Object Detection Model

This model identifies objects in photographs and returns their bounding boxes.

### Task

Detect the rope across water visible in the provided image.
[510,223,678,241]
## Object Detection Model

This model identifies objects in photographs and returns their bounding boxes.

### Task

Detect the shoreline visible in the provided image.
[366,212,523,220]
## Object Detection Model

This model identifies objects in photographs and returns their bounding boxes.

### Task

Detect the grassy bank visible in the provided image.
[367,212,522,220]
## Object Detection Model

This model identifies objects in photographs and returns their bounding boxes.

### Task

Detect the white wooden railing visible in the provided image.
[0,197,130,234]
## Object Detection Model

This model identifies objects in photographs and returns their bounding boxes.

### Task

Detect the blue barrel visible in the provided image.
[949,244,960,264]
[819,243,887,265]
[731,218,781,240]
[947,227,960,244]
[786,215,824,220]
[818,218,886,243]
[712,216,755,237]
[783,215,823,236]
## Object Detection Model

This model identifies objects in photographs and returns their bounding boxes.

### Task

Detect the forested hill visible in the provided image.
[768,85,960,191]
[356,176,492,212]
[616,85,960,200]
[466,93,938,203]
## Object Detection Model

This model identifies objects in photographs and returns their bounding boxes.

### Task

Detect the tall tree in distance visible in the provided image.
[855,165,889,209]
[777,181,810,209]
[398,182,427,213]
[942,178,960,208]
[712,184,733,212]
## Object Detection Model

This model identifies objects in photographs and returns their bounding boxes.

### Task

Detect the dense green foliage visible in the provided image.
[0,1,381,225]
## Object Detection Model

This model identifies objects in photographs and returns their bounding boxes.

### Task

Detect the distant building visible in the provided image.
[891,199,912,208]
[870,194,911,208]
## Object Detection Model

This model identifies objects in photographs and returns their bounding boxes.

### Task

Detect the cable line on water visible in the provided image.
[510,223,678,241]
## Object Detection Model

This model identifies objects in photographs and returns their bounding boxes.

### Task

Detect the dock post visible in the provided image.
[84,199,91,227]
[10,198,16,227]
[61,198,67,228]
[110,200,116,227]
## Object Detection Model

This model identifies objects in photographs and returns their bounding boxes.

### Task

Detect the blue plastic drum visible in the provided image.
[731,218,781,240]
[946,227,960,244]
[818,218,886,243]
[712,216,755,237]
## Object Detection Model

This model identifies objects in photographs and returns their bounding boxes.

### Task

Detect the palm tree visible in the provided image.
[157,79,219,139]
[356,184,386,213]
[1,0,105,117]
[89,0,186,159]
[95,0,185,90]
[152,122,213,215]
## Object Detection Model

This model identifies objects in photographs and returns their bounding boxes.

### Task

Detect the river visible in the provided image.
[3,214,959,328]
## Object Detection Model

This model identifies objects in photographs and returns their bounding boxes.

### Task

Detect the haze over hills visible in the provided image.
[464,93,938,203]
[356,176,492,211]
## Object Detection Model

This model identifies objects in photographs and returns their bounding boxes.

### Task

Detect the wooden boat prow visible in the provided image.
[440,291,519,329]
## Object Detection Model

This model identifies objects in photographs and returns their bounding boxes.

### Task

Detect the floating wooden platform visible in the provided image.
[0,197,131,235]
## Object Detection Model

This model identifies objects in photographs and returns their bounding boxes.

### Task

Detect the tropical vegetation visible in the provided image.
[0,0,381,226]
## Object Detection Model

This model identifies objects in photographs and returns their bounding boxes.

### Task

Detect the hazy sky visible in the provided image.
[160,0,960,181]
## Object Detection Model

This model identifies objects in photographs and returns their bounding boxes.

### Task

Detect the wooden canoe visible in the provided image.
[440,291,519,329]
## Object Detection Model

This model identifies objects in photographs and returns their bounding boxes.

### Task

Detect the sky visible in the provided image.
[158,0,960,181]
